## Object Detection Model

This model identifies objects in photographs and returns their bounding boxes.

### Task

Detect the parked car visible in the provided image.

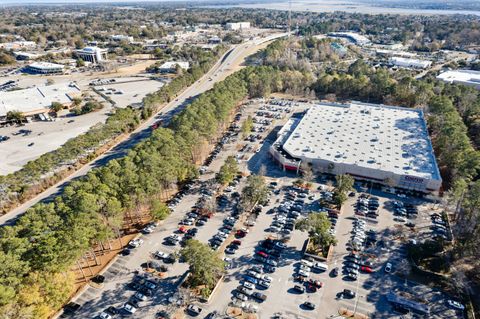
[447,300,465,311]
[343,289,356,299]
[251,292,267,302]
[303,301,316,310]
[293,285,305,293]
[384,262,393,273]
[186,305,203,316]
[123,303,137,314]
[128,238,144,248]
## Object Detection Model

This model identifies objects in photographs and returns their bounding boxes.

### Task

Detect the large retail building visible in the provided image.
[270,101,442,193]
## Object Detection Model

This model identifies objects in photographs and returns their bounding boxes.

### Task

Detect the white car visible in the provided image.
[447,300,465,311]
[143,225,154,233]
[258,280,270,289]
[123,303,137,314]
[128,238,144,248]
[243,281,255,290]
[261,275,273,283]
[154,251,168,259]
[298,269,310,277]
[134,291,148,301]
[384,262,393,273]
[99,312,112,319]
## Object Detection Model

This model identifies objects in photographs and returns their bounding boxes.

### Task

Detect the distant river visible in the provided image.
[207,0,480,16]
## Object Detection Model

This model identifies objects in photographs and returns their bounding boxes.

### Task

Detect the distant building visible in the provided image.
[75,46,108,64]
[375,50,417,58]
[25,62,65,74]
[330,42,347,56]
[14,52,42,61]
[158,61,190,73]
[225,22,251,31]
[111,35,134,43]
[437,70,480,89]
[208,36,222,44]
[0,82,81,122]
[0,40,36,50]
[390,57,432,69]
[269,101,442,193]
[328,32,371,46]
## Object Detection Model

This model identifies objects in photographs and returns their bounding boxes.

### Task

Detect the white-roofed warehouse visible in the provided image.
[269,101,442,193]
[0,82,81,122]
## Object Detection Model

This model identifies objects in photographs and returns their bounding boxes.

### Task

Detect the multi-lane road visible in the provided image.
[0,32,287,226]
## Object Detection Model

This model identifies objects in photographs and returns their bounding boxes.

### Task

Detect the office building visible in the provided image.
[25,62,65,74]
[75,46,108,64]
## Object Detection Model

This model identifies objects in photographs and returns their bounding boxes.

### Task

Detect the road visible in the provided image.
[0,32,287,226]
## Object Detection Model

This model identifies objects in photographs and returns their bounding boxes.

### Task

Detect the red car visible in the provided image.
[308,279,323,288]
[232,240,242,246]
[256,251,268,258]
[361,266,373,273]
[151,120,163,129]
[236,230,247,238]
[178,226,187,233]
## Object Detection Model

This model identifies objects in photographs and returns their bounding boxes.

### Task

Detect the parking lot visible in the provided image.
[61,97,464,319]
[93,77,166,108]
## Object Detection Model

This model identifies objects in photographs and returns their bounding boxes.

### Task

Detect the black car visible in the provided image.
[205,311,219,319]
[303,301,316,310]
[343,289,356,299]
[293,285,305,293]
[330,267,339,277]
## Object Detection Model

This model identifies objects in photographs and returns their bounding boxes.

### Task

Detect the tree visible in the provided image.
[6,111,25,123]
[216,156,238,185]
[150,199,170,221]
[50,102,64,113]
[0,51,15,66]
[76,58,85,67]
[180,240,224,290]
[241,115,253,138]
[296,213,337,253]
[300,162,314,182]
[241,174,269,211]
[332,174,354,208]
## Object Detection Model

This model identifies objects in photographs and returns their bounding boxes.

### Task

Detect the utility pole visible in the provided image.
[288,0,292,37]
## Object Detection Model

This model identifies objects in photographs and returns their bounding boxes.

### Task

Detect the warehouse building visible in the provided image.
[0,82,81,123]
[75,46,108,64]
[225,22,251,31]
[270,101,442,193]
[24,62,65,74]
[328,32,371,46]
[157,61,190,73]
[436,69,480,89]
[390,57,432,69]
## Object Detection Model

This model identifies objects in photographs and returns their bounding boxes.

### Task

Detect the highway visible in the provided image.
[0,32,287,226]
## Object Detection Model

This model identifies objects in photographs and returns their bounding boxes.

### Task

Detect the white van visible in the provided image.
[313,262,328,272]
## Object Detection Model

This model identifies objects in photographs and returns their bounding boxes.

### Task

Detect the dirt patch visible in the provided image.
[72,233,137,287]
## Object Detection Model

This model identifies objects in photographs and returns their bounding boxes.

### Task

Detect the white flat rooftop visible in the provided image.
[0,83,80,116]
[282,102,441,180]
[437,69,480,85]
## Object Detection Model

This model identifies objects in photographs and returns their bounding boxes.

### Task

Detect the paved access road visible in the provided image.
[0,32,287,226]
